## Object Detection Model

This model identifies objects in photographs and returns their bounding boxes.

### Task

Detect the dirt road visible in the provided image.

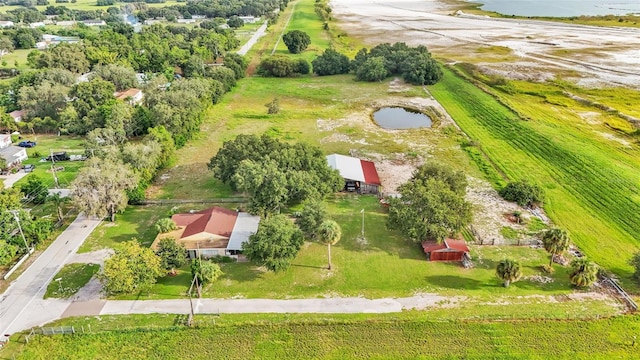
[330,0,640,88]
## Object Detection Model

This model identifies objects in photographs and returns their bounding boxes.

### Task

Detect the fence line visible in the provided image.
[603,277,638,312]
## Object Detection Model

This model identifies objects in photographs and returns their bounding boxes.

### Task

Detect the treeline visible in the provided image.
[136,0,288,21]
[258,42,442,85]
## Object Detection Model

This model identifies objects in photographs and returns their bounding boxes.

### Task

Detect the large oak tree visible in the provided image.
[387,162,472,243]
[71,158,139,222]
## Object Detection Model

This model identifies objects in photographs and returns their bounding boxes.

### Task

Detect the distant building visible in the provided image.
[0,21,15,28]
[177,18,196,24]
[238,16,257,23]
[0,134,27,167]
[192,15,206,20]
[114,88,144,105]
[55,20,77,27]
[8,110,23,122]
[37,35,81,50]
[144,19,165,25]
[82,20,106,27]
[29,22,46,28]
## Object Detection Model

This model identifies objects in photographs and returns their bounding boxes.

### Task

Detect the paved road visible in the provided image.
[237,20,268,56]
[0,170,28,189]
[0,215,101,336]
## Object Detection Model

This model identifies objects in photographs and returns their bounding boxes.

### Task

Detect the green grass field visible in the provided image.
[428,66,640,290]
[98,196,623,321]
[44,263,99,299]
[4,313,640,359]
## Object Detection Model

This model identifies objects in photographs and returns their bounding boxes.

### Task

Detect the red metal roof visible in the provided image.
[360,159,381,186]
[444,239,469,252]
[171,207,238,239]
[421,239,469,253]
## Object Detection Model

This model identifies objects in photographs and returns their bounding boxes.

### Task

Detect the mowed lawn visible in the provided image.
[429,67,640,288]
[113,195,618,316]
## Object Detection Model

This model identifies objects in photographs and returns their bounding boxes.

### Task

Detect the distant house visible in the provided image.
[144,19,165,25]
[114,88,144,105]
[177,18,196,24]
[421,239,470,262]
[56,20,77,27]
[191,15,206,20]
[326,153,381,194]
[0,134,27,167]
[29,22,46,28]
[8,110,23,122]
[238,16,257,23]
[151,207,260,259]
[0,21,14,28]
[82,20,106,26]
[38,34,81,49]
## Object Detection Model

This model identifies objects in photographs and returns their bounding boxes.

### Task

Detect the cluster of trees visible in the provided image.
[386,162,473,243]
[0,187,54,265]
[257,55,309,77]
[349,42,442,84]
[497,228,598,288]
[0,26,248,146]
[244,199,343,273]
[101,237,223,295]
[207,134,343,216]
[311,42,442,84]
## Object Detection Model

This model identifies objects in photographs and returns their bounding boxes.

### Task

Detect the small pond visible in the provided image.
[372,107,432,129]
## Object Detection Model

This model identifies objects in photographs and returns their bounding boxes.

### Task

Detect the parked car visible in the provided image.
[23,164,35,173]
[18,141,36,148]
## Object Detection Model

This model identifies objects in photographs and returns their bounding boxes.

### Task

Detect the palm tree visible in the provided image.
[496,259,522,287]
[542,228,570,267]
[318,220,342,270]
[569,258,598,288]
[47,192,68,223]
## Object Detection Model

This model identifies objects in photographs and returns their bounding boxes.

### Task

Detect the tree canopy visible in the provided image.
[243,214,304,272]
[208,134,342,216]
[156,237,187,274]
[499,179,545,207]
[542,228,570,267]
[387,162,472,243]
[282,30,311,54]
[100,240,164,295]
[70,158,139,221]
[569,258,598,288]
[312,48,351,76]
[318,219,341,270]
[257,55,310,77]
[191,259,223,285]
[295,199,328,240]
[496,259,522,287]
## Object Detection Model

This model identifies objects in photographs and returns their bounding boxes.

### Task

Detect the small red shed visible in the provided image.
[421,239,470,262]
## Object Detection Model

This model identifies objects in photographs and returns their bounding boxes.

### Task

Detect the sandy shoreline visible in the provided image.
[330,0,640,88]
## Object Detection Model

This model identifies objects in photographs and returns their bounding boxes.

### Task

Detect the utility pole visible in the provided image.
[50,149,59,189]
[360,208,365,237]
[9,210,29,253]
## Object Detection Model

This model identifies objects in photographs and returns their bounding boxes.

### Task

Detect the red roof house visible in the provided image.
[152,207,260,259]
[421,239,470,262]
[326,154,381,194]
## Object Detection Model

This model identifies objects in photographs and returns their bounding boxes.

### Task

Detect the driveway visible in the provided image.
[0,170,28,189]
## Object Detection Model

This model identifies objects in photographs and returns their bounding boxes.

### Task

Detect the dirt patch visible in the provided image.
[597,132,632,147]
[465,177,530,245]
[374,155,419,193]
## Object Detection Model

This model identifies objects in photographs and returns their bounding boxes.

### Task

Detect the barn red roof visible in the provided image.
[360,159,381,186]
[421,239,469,253]
[172,207,238,239]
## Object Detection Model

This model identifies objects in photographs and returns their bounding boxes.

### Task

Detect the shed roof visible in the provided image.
[226,212,260,251]
[421,239,469,253]
[326,154,381,185]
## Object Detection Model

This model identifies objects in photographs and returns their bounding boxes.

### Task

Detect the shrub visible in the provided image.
[257,56,310,77]
[499,179,545,207]
[282,30,311,54]
[155,218,178,233]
